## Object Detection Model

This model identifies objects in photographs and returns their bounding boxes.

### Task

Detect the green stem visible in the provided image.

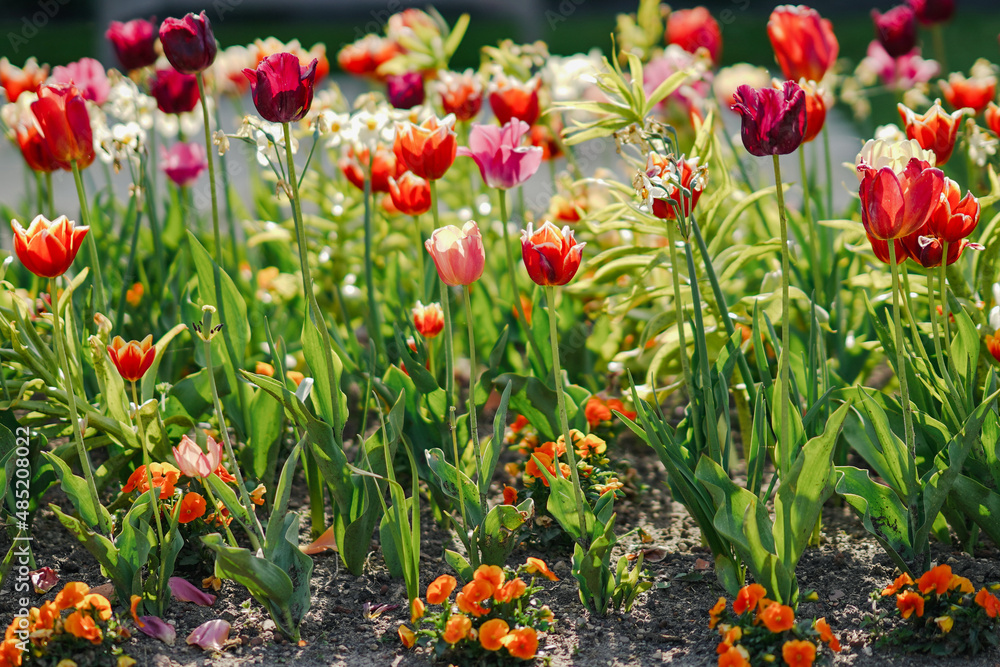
[50,277,108,536]
[821,125,834,221]
[201,477,239,547]
[927,268,961,410]
[71,161,107,317]
[364,151,385,361]
[196,73,224,269]
[772,154,792,476]
[214,100,240,265]
[665,220,700,444]
[799,147,823,304]
[499,189,546,367]
[131,381,165,549]
[44,171,54,218]
[887,242,918,495]
[440,280,456,418]
[412,214,425,298]
[463,286,486,514]
[940,241,952,348]
[546,285,589,542]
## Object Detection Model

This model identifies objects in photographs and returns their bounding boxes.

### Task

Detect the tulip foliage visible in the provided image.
[4,1,1000,664]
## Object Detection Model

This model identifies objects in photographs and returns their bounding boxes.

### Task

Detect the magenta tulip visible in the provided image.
[731,81,806,157]
[858,157,945,240]
[387,71,425,109]
[106,18,158,71]
[457,119,542,190]
[424,221,486,286]
[159,11,217,75]
[149,68,200,114]
[873,5,917,58]
[160,142,208,187]
[243,52,318,123]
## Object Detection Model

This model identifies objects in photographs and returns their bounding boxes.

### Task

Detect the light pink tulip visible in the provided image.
[457,119,542,190]
[160,142,208,187]
[51,57,110,106]
[424,221,486,286]
[187,619,231,652]
[172,434,222,478]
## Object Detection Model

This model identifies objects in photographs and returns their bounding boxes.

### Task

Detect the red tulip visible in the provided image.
[425,221,486,286]
[387,71,425,110]
[336,34,402,79]
[731,81,807,157]
[243,52,318,123]
[394,115,457,181]
[873,5,917,58]
[907,0,955,25]
[798,79,827,143]
[767,5,839,84]
[520,221,585,287]
[666,7,722,66]
[867,233,909,264]
[939,69,996,115]
[529,122,563,162]
[897,100,965,165]
[149,68,200,114]
[159,11,217,75]
[388,172,431,216]
[489,75,541,126]
[11,104,59,173]
[51,58,111,106]
[11,215,89,278]
[0,57,48,102]
[928,177,980,242]
[339,144,403,193]
[106,18,158,71]
[412,301,444,338]
[643,153,707,220]
[433,69,483,121]
[901,233,975,268]
[986,102,1000,136]
[107,335,156,382]
[31,84,95,169]
[858,157,945,240]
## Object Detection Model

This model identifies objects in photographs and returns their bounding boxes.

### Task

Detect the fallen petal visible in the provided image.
[301,524,338,555]
[169,577,216,606]
[29,567,59,594]
[138,616,176,645]
[641,547,669,563]
[187,619,231,652]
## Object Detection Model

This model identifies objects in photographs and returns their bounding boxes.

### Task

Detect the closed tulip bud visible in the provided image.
[243,52,319,124]
[31,84,95,169]
[986,102,1000,136]
[666,7,723,66]
[412,301,444,338]
[106,18,159,71]
[149,68,201,115]
[520,221,585,286]
[11,215,89,278]
[731,81,807,156]
[424,221,486,286]
[873,5,917,58]
[767,5,839,83]
[159,11,217,75]
[386,71,425,110]
[388,172,431,216]
[107,335,156,382]
[172,434,223,479]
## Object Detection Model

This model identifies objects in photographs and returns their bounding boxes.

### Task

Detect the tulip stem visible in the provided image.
[196,73,225,270]
[130,380,166,558]
[821,125,833,221]
[939,241,952,349]
[201,313,263,552]
[887,243,918,493]
[772,154,792,477]
[498,189,546,369]
[412,214,425,298]
[71,161,107,318]
[50,277,108,537]
[214,100,239,265]
[365,152,385,362]
[44,172,54,218]
[799,147,823,305]
[927,268,962,411]
[546,285,589,543]
[439,280,456,420]
[462,285,486,514]
[664,219,700,447]
[201,477,239,548]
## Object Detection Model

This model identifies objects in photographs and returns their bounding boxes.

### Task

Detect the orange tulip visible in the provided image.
[107,335,156,382]
[500,627,538,660]
[442,614,471,644]
[760,602,795,632]
[766,6,838,83]
[433,69,483,121]
[394,115,457,181]
[336,34,402,80]
[939,67,996,115]
[11,215,89,278]
[0,57,49,102]
[479,618,509,651]
[987,331,1000,363]
[339,143,403,193]
[897,100,966,165]
[425,574,457,604]
[489,74,541,126]
[387,172,431,216]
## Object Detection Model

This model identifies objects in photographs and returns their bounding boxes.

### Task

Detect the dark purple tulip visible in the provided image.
[149,68,200,114]
[730,81,806,157]
[242,52,318,123]
[387,71,425,109]
[873,5,918,58]
[159,11,217,75]
[106,18,158,71]
[907,0,956,26]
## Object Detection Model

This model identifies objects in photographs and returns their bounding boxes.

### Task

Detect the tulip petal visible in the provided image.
[29,567,59,594]
[186,619,230,652]
[168,577,216,606]
[301,523,339,554]
[138,616,177,645]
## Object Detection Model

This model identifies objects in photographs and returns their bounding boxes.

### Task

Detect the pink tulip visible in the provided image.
[187,619,230,652]
[457,119,542,190]
[160,142,207,187]
[172,434,222,478]
[424,221,486,286]
[51,58,110,106]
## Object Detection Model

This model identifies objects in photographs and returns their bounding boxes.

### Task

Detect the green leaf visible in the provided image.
[479,380,512,497]
[425,448,483,526]
[479,499,534,566]
[445,550,473,582]
[531,455,595,542]
[834,466,912,571]
[301,311,347,440]
[42,453,111,531]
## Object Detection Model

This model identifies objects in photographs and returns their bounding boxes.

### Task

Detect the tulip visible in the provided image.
[897,100,965,165]
[731,81,807,156]
[767,5,839,83]
[873,5,917,58]
[242,52,319,124]
[0,57,48,102]
[172,434,223,479]
[858,157,945,240]
[986,102,1000,136]
[394,115,457,181]
[388,172,431,216]
[336,34,403,79]
[666,7,722,66]
[907,0,955,25]
[939,67,997,115]
[387,71,425,109]
[902,233,975,268]
[859,40,940,90]
[458,119,543,190]
[159,11,217,75]
[529,122,563,161]
[51,58,110,106]
[107,335,156,382]
[520,221,585,287]
[149,68,200,114]
[14,113,60,173]
[412,301,444,338]
[433,69,483,121]
[642,152,708,221]
[106,18,158,71]
[31,84,95,170]
[340,143,403,193]
[387,8,441,42]
[488,74,541,126]
[11,215,89,278]
[424,221,486,286]
[799,80,827,143]
[160,142,208,187]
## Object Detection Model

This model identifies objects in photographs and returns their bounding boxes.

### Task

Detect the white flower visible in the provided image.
[316,110,351,148]
[350,106,394,149]
[967,119,997,168]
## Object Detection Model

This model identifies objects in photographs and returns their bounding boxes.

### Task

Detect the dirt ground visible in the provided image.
[3,436,1000,667]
